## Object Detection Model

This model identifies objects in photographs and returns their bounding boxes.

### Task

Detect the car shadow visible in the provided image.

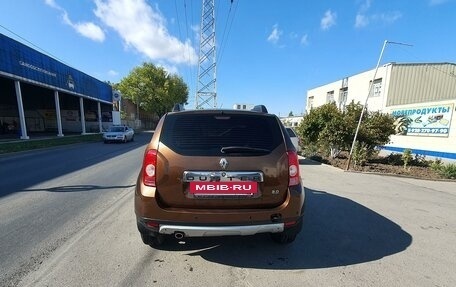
[151,187,412,270]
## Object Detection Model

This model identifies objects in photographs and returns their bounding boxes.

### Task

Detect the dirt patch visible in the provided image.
[313,155,449,181]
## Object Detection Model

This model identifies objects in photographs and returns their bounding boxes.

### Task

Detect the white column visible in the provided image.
[54,90,64,137]
[14,81,29,139]
[79,97,86,134]
[97,102,103,133]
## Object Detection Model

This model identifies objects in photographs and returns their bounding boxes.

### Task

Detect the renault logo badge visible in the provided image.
[219,158,228,170]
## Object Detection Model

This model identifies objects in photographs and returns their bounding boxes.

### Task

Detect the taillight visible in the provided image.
[143,149,157,186]
[146,221,159,228]
[284,220,297,227]
[287,150,300,186]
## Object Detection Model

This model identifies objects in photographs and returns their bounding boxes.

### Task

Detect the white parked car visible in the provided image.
[286,127,301,153]
[103,125,134,143]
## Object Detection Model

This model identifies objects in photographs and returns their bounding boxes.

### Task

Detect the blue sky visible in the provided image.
[0,0,455,116]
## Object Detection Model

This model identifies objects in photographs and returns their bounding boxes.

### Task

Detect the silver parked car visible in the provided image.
[103,125,134,143]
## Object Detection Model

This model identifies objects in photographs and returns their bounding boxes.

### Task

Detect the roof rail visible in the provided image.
[251,105,268,113]
[172,103,185,112]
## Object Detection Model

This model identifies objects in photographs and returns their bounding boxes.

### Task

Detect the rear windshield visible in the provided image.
[109,126,125,132]
[160,112,283,156]
[286,128,297,137]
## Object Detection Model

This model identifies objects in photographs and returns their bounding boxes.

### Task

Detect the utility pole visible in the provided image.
[195,0,217,109]
[345,40,412,170]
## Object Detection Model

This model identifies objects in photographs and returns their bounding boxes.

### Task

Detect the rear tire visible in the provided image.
[270,220,302,244]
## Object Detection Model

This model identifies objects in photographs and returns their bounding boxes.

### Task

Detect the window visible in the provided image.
[161,113,282,156]
[308,96,314,110]
[371,78,382,97]
[326,91,335,103]
[342,77,348,88]
[339,88,348,110]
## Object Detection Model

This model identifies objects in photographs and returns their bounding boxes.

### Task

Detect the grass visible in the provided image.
[0,134,102,155]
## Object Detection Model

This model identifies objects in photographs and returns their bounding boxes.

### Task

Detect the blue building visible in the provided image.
[0,33,113,139]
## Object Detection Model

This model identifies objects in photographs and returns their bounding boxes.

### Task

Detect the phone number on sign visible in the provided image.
[408,128,448,134]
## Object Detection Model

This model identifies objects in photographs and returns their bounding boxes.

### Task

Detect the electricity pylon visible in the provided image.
[195,0,217,109]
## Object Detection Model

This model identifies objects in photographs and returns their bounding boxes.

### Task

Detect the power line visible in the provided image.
[174,0,183,40]
[388,43,456,80]
[183,0,190,43]
[217,0,239,67]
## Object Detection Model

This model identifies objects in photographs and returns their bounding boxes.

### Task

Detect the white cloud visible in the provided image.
[267,24,282,44]
[355,14,369,28]
[73,22,105,42]
[93,0,198,66]
[373,11,402,24]
[300,34,309,46]
[321,10,337,30]
[44,0,60,9]
[157,63,179,75]
[355,12,402,28]
[108,70,119,76]
[45,0,105,42]
[359,0,372,13]
[191,24,200,43]
[354,0,402,29]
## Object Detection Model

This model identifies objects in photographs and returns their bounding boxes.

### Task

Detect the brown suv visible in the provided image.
[135,105,305,247]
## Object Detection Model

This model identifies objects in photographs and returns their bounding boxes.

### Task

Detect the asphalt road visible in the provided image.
[1,134,455,287]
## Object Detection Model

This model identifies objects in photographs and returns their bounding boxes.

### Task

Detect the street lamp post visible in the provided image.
[136,82,145,129]
[136,93,140,120]
[345,40,412,170]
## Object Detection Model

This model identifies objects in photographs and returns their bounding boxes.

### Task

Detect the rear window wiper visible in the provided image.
[221,146,270,154]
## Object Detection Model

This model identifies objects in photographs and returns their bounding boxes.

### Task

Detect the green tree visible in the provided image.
[117,62,188,118]
[359,111,396,151]
[297,103,349,158]
[297,101,395,159]
[341,101,395,157]
[319,111,351,158]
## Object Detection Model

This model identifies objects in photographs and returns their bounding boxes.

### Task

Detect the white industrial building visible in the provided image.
[306,62,456,162]
[233,103,255,110]
[280,115,304,128]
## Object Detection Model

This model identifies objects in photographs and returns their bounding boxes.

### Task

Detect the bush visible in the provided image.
[386,153,403,166]
[402,149,413,169]
[352,142,368,166]
[412,153,430,167]
[302,144,320,158]
[438,163,456,179]
[430,158,443,172]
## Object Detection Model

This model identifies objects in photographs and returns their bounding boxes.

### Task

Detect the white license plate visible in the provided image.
[189,182,258,195]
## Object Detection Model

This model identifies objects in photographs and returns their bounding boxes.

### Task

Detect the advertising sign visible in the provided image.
[391,104,453,137]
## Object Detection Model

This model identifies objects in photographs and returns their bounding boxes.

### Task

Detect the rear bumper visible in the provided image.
[103,137,124,142]
[159,223,284,237]
[135,177,305,238]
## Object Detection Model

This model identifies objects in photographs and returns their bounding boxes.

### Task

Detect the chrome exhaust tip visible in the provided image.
[174,231,185,239]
